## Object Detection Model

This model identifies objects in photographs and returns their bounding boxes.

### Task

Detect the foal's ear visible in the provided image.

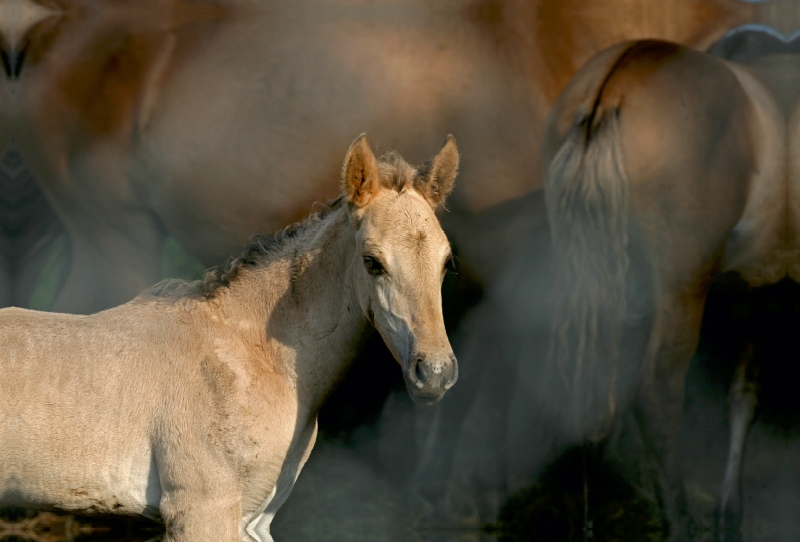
[342,134,380,208]
[421,135,459,207]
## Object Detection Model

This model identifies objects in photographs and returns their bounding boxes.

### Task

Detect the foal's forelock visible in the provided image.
[376,152,417,192]
[374,151,446,208]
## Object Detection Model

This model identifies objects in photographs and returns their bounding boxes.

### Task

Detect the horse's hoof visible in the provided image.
[663,515,699,542]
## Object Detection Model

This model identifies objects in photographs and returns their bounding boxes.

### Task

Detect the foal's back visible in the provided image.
[1,303,184,401]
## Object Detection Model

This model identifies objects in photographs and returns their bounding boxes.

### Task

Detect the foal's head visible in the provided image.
[342,134,459,404]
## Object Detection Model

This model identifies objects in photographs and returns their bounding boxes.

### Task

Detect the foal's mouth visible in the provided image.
[404,383,446,405]
[401,354,457,405]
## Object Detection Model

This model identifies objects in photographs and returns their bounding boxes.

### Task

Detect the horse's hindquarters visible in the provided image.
[0,308,161,516]
[546,40,765,540]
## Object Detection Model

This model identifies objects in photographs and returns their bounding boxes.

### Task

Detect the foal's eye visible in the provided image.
[363,256,385,276]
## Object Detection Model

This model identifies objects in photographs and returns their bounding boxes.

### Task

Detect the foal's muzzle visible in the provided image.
[404,353,458,404]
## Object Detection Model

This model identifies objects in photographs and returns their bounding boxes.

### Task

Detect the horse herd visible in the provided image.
[1,1,798,541]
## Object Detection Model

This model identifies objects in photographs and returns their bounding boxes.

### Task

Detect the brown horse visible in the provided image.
[545,39,785,541]
[0,134,459,541]
[2,0,751,313]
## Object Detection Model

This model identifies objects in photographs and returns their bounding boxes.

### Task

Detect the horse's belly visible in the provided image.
[721,164,793,286]
[723,196,800,287]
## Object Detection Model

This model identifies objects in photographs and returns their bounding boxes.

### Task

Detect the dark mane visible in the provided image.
[146,196,345,300]
[146,150,424,301]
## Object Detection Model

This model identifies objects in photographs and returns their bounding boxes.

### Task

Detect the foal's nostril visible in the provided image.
[415,358,425,385]
[445,356,458,390]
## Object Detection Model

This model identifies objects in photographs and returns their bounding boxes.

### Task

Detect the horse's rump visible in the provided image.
[544,40,758,440]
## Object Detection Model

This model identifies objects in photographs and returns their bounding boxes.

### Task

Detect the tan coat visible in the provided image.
[0,136,459,542]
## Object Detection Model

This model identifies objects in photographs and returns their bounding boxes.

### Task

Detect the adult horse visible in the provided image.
[545,39,785,540]
[0,134,460,542]
[3,0,750,313]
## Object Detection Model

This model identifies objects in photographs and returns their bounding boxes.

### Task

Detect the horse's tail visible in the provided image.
[545,106,629,440]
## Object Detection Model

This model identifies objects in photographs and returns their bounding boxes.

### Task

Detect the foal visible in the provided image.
[0,134,459,542]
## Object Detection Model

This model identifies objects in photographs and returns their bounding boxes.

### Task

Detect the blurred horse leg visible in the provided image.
[30,147,165,313]
[48,175,165,314]
[16,8,180,313]
[710,53,789,542]
[634,281,717,540]
[0,147,67,309]
[715,343,758,542]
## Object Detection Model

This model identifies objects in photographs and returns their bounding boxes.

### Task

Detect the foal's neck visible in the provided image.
[223,206,369,413]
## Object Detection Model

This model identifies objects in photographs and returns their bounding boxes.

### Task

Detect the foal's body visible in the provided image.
[3,278,322,535]
[0,135,460,541]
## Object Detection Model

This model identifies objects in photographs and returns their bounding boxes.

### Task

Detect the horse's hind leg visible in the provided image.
[715,344,758,542]
[635,290,709,542]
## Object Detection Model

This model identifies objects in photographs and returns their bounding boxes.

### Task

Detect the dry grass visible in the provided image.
[0,508,163,542]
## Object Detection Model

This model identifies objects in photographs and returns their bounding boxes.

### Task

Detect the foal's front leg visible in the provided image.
[159,487,243,542]
[245,420,318,542]
[156,445,246,542]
